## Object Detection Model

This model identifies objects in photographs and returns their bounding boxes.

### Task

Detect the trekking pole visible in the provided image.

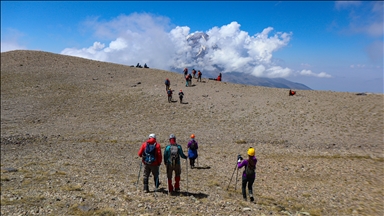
[186,158,189,196]
[226,163,237,190]
[235,166,239,191]
[136,161,143,190]
[154,167,159,197]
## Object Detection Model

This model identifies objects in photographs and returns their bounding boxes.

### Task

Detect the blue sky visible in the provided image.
[1,1,383,93]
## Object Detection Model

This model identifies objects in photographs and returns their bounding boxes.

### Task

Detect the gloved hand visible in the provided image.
[237,154,243,161]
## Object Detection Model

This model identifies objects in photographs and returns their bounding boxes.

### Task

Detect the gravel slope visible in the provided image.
[1,50,383,216]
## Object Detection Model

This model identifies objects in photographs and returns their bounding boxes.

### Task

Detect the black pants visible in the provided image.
[242,177,255,199]
[189,158,195,167]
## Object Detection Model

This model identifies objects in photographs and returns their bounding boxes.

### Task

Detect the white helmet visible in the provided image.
[169,134,176,139]
[149,133,156,139]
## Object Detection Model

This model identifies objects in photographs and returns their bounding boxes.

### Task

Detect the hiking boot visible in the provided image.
[175,188,180,192]
[250,197,255,202]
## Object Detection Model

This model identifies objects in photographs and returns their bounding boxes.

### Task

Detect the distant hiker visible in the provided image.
[138,134,162,193]
[217,73,222,81]
[178,89,184,104]
[209,72,222,81]
[163,134,188,193]
[237,147,257,202]
[185,74,189,87]
[144,63,149,68]
[188,73,193,86]
[289,89,296,96]
[197,70,202,82]
[136,63,142,68]
[187,134,198,169]
[165,78,170,91]
[167,88,174,103]
[192,69,197,78]
[183,68,188,76]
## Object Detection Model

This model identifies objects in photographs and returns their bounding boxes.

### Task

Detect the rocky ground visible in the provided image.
[1,50,383,216]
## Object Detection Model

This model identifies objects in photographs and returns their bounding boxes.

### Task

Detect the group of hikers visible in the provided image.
[183,68,203,86]
[135,63,149,68]
[164,68,223,103]
[137,133,257,202]
[137,133,199,194]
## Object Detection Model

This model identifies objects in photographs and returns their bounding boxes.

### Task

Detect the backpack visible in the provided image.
[167,90,172,96]
[170,144,179,166]
[245,159,256,178]
[189,140,197,150]
[143,143,157,165]
[165,79,170,85]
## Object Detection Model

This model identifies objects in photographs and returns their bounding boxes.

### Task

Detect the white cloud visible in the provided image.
[61,13,325,79]
[300,70,332,78]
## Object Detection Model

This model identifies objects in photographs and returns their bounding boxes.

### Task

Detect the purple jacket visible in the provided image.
[187,139,198,159]
[237,156,257,179]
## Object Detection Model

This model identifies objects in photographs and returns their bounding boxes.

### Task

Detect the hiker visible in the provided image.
[188,73,193,86]
[136,63,142,68]
[167,88,174,103]
[197,70,202,82]
[192,69,197,78]
[217,73,222,81]
[209,72,222,81]
[187,134,198,169]
[289,89,296,96]
[183,68,188,76]
[237,147,257,202]
[178,89,184,104]
[185,74,189,87]
[165,78,170,91]
[137,133,162,193]
[163,134,188,193]
[144,63,149,68]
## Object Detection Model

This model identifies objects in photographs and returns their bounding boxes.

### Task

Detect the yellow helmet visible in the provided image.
[247,147,255,156]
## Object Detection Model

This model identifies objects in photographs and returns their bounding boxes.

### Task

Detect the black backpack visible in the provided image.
[170,145,179,166]
[245,159,255,178]
[165,79,170,85]
[189,140,197,150]
[143,143,157,165]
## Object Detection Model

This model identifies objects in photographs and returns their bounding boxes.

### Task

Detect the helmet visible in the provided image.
[247,147,255,156]
[190,134,195,139]
[169,134,175,139]
[149,133,156,139]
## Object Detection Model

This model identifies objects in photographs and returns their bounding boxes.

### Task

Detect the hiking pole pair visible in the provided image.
[136,161,143,190]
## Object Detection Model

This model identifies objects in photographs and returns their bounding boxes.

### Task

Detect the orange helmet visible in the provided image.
[190,134,195,138]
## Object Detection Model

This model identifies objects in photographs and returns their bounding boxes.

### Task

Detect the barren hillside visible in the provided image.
[1,50,383,216]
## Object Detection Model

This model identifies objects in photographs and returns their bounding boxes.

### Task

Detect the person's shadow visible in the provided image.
[194,166,211,170]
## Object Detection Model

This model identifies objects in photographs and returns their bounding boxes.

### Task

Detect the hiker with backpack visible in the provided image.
[163,134,188,193]
[137,133,162,193]
[197,70,202,82]
[183,68,188,76]
[165,78,170,91]
[167,88,174,103]
[178,89,184,104]
[192,69,197,78]
[187,134,198,169]
[237,147,257,202]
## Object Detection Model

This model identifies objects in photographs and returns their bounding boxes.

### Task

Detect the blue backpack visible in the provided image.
[144,143,157,165]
